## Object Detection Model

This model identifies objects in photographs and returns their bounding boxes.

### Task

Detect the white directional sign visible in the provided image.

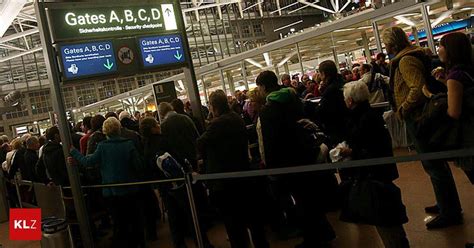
[161,4,177,30]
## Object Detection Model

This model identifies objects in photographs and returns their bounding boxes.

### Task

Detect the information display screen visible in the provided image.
[138,34,185,68]
[59,41,117,80]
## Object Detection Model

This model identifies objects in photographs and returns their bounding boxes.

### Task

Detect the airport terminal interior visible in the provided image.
[0,0,473,247]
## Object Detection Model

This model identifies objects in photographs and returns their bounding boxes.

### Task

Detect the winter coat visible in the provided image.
[197,111,250,192]
[161,112,199,167]
[70,136,144,197]
[389,46,428,119]
[313,76,348,146]
[22,149,38,181]
[36,142,69,186]
[341,101,399,182]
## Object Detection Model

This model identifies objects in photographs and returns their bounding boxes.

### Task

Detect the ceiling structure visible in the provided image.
[0,0,472,115]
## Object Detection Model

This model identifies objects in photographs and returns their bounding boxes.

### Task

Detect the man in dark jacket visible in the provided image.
[22,136,40,181]
[36,126,69,186]
[170,99,204,135]
[257,70,336,248]
[197,90,269,248]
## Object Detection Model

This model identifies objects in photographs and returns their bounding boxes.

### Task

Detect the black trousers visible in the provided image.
[106,193,145,248]
[210,188,269,248]
[140,187,160,239]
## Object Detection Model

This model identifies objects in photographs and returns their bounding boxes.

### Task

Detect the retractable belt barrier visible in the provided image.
[12,147,473,189]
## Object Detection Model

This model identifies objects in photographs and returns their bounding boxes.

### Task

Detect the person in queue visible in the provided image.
[281,74,291,87]
[119,111,139,133]
[372,53,389,76]
[197,90,269,248]
[256,71,336,248]
[22,136,40,181]
[357,63,389,104]
[157,103,214,248]
[339,81,410,248]
[36,126,69,186]
[171,98,205,135]
[425,33,474,181]
[69,117,145,248]
[105,112,142,151]
[382,26,463,229]
[80,116,92,155]
[313,60,349,147]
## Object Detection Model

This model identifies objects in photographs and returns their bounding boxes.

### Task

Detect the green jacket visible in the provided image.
[70,136,144,197]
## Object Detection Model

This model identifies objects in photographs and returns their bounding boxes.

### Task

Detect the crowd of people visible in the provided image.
[1,29,473,248]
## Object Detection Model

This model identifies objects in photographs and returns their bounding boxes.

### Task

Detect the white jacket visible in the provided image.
[358,72,389,104]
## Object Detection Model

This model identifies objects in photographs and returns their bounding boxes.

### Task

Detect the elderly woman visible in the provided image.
[338,81,409,248]
[69,117,145,248]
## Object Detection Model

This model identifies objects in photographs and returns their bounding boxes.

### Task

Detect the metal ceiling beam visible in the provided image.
[0,46,42,63]
[298,0,336,14]
[0,28,38,44]
[197,0,427,74]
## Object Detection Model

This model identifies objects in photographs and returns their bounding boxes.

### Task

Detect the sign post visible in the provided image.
[35,0,204,246]
[35,1,94,247]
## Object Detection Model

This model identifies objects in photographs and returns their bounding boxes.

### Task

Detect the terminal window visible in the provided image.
[3,94,28,120]
[76,83,98,106]
[98,80,117,100]
[118,77,136,94]
[137,74,154,88]
[62,87,76,110]
[29,89,53,115]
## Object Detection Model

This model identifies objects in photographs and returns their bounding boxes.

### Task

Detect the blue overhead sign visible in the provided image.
[60,41,117,80]
[138,34,185,68]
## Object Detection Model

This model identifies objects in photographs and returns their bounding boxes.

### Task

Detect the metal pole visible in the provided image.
[226,71,236,95]
[219,69,227,93]
[372,21,383,53]
[421,3,436,54]
[361,31,371,63]
[296,43,304,75]
[14,177,22,208]
[185,173,204,248]
[241,61,249,90]
[412,26,420,46]
[332,47,340,73]
[34,1,94,247]
[176,2,204,126]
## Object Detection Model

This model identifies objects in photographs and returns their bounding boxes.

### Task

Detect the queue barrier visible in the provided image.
[10,147,474,248]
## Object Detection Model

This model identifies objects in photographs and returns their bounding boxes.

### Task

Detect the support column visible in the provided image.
[201,76,209,105]
[372,21,383,53]
[332,47,340,72]
[226,71,235,95]
[241,61,249,90]
[296,43,304,75]
[421,3,436,54]
[219,69,227,94]
[361,31,371,63]
[284,62,290,75]
[274,66,280,76]
[412,26,420,46]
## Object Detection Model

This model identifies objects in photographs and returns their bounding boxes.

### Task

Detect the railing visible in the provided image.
[6,147,474,248]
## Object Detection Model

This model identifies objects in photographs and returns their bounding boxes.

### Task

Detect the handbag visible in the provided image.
[339,179,408,226]
[415,93,460,151]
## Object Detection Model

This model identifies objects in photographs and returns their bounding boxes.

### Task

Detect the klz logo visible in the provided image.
[9,209,41,240]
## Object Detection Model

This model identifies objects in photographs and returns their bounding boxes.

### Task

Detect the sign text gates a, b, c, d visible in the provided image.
[46,1,182,42]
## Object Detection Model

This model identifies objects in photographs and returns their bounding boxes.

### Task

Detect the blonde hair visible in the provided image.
[248,89,266,105]
[102,117,122,136]
[158,102,174,120]
[382,26,411,54]
[10,137,23,150]
[343,81,370,104]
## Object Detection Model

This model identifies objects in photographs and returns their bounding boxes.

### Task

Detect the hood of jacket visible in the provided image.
[42,141,62,153]
[266,87,297,104]
[391,46,426,68]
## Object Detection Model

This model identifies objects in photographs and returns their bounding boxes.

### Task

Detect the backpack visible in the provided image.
[155,152,185,189]
[368,71,390,101]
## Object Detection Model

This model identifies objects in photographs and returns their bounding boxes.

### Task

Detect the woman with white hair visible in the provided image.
[338,81,410,248]
[69,117,146,248]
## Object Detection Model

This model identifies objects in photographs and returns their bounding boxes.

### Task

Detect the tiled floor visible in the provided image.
[1,149,473,248]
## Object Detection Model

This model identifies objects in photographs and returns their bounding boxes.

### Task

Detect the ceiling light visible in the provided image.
[394,16,416,27]
[334,28,355,32]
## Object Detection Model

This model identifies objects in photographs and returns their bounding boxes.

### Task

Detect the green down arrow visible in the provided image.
[174,51,183,60]
[103,59,114,70]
